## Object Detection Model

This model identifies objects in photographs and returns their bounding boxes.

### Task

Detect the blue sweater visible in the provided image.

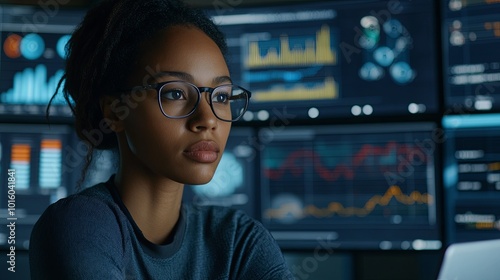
[29,178,294,279]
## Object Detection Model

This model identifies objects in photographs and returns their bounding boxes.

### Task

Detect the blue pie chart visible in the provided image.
[20,33,45,60]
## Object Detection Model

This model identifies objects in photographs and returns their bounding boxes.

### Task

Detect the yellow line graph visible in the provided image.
[253,77,337,102]
[246,25,336,68]
[264,185,433,219]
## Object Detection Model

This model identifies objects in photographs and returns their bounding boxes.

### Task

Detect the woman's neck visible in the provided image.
[114,168,184,245]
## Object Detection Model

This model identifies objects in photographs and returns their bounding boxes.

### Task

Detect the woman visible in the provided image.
[29,0,294,279]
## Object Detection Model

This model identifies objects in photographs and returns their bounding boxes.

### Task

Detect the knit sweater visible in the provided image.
[29,177,293,279]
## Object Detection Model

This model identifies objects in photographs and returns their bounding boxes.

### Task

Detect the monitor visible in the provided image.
[0,123,78,250]
[443,114,500,243]
[258,122,442,250]
[442,0,500,113]
[207,0,439,122]
[0,5,85,119]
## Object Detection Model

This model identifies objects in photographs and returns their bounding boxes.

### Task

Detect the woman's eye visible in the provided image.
[213,93,229,103]
[162,90,186,100]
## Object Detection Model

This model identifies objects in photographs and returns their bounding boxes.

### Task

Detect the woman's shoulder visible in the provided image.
[32,182,125,236]
[29,182,130,278]
[43,183,115,216]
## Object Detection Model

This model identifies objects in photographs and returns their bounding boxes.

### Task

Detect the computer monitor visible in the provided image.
[443,114,500,243]
[0,123,78,250]
[442,0,500,113]
[0,5,85,119]
[207,0,439,122]
[258,122,442,250]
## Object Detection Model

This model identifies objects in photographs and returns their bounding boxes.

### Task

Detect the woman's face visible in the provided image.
[117,25,232,185]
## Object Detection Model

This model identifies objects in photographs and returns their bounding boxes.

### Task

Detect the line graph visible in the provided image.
[252,77,337,102]
[259,125,437,233]
[264,185,433,220]
[264,141,425,182]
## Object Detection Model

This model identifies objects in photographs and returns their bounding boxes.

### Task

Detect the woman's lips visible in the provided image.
[183,140,220,163]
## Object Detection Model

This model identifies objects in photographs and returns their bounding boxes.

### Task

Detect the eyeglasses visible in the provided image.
[136,80,251,122]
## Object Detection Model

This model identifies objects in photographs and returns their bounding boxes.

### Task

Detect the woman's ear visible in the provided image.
[100,95,125,133]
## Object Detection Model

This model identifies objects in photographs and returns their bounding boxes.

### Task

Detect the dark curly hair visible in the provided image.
[48,0,228,186]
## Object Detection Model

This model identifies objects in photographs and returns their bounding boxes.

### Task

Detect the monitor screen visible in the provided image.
[442,0,500,113]
[0,124,78,250]
[208,0,439,122]
[0,5,85,119]
[443,114,500,243]
[258,122,442,250]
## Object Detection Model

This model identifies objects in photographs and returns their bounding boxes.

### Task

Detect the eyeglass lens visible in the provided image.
[158,81,248,121]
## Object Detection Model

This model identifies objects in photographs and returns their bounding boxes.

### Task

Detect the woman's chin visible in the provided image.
[182,174,215,186]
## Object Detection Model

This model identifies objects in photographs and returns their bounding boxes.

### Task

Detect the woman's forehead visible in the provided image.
[132,26,229,85]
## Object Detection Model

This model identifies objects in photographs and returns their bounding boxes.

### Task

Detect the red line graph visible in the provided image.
[264,141,423,181]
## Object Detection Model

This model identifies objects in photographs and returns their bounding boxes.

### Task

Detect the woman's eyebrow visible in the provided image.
[213,75,232,85]
[152,71,194,82]
[152,71,232,85]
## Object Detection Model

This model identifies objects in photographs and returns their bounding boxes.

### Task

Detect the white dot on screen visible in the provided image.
[412,239,426,250]
[362,105,373,115]
[351,105,362,116]
[379,241,392,250]
[242,111,254,121]
[308,107,320,119]
[392,215,402,224]
[257,110,269,121]
[408,103,419,114]
[452,20,461,29]
[469,32,477,41]
[401,241,411,250]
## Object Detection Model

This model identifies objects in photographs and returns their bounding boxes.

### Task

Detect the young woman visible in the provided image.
[29,0,294,279]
